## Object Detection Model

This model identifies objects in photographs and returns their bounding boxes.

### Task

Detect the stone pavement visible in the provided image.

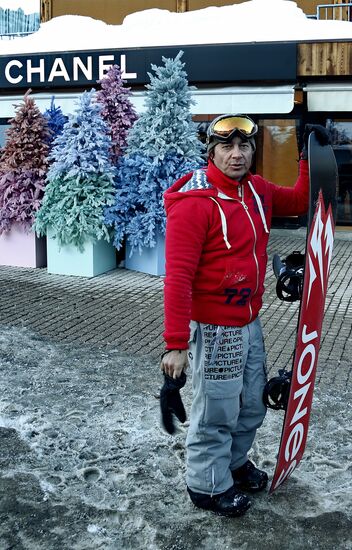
[0,228,351,388]
[0,228,351,550]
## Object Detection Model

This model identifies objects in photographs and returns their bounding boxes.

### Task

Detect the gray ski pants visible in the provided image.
[186,317,267,496]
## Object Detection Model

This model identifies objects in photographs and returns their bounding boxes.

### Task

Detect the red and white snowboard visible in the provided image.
[270,132,338,493]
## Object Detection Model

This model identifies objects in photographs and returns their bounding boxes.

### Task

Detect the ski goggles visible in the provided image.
[207,114,258,143]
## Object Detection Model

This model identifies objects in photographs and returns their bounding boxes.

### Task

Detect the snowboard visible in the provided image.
[269,132,338,493]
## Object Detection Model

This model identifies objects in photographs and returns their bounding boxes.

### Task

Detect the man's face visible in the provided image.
[212,135,254,180]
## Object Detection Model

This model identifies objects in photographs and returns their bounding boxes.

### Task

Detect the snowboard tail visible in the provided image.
[270,133,338,493]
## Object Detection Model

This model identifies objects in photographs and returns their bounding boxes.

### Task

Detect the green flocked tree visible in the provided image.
[104,50,204,253]
[0,90,50,234]
[34,89,116,250]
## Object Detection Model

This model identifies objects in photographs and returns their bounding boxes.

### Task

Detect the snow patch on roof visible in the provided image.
[0,0,351,55]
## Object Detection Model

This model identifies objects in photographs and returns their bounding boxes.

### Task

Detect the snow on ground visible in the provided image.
[0,325,351,549]
[0,0,352,55]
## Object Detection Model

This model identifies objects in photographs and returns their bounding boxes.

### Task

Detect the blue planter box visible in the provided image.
[47,229,117,277]
[125,233,165,276]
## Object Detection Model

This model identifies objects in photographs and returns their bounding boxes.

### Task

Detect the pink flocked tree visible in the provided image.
[0,90,50,234]
[96,64,138,164]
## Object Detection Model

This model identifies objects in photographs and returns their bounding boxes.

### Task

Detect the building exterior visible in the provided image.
[1,1,351,227]
[39,1,351,24]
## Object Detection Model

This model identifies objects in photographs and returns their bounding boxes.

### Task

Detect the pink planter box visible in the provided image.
[0,225,46,268]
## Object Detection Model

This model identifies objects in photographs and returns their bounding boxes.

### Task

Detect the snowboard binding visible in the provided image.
[272,251,305,302]
[263,368,292,410]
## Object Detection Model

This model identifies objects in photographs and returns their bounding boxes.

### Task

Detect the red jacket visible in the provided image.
[163,159,309,350]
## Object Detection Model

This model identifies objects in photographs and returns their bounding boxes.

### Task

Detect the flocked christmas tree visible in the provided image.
[34,89,116,250]
[43,97,68,149]
[0,89,50,234]
[96,64,138,164]
[104,50,204,253]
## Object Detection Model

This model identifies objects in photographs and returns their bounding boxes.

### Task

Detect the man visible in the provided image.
[160,114,328,517]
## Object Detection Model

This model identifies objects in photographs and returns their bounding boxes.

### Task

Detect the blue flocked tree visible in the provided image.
[34,90,116,250]
[104,50,204,254]
[43,97,68,149]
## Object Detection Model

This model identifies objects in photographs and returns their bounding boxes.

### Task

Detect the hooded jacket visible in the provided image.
[163,159,309,350]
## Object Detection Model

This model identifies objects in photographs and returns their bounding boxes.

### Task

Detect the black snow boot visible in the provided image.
[187,485,251,517]
[231,460,268,493]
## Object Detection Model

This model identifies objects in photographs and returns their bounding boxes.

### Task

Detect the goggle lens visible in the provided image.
[212,116,257,138]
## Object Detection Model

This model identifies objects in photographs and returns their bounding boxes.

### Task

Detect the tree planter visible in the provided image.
[125,232,165,276]
[47,228,116,277]
[0,224,46,268]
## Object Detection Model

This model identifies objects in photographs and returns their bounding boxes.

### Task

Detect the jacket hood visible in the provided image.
[163,161,269,243]
[164,160,251,213]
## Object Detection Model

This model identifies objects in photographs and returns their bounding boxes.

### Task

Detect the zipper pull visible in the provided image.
[241,185,246,207]
[240,184,245,205]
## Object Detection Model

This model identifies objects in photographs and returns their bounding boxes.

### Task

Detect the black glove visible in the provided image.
[301,124,331,159]
[160,371,187,435]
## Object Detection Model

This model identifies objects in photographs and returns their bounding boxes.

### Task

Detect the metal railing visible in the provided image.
[0,7,40,39]
[0,31,38,40]
[311,2,352,21]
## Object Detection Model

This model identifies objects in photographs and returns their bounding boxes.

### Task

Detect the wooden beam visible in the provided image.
[298,42,352,76]
[40,0,52,22]
[334,0,349,21]
[176,0,189,13]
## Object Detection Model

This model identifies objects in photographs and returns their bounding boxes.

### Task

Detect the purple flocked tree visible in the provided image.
[96,64,138,164]
[0,90,50,234]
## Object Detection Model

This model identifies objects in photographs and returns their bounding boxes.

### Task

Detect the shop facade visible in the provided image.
[0,39,351,227]
[40,0,350,25]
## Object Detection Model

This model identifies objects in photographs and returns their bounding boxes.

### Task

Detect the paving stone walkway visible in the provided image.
[0,228,350,388]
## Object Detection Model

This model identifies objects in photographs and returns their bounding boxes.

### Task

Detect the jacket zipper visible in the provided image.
[240,184,259,323]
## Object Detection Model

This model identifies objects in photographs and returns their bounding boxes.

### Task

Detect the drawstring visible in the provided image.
[211,467,216,498]
[209,197,232,249]
[210,180,269,250]
[247,180,269,234]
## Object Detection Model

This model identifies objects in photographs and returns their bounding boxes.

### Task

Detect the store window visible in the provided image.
[0,124,10,148]
[194,117,302,180]
[327,119,352,226]
[256,119,300,187]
